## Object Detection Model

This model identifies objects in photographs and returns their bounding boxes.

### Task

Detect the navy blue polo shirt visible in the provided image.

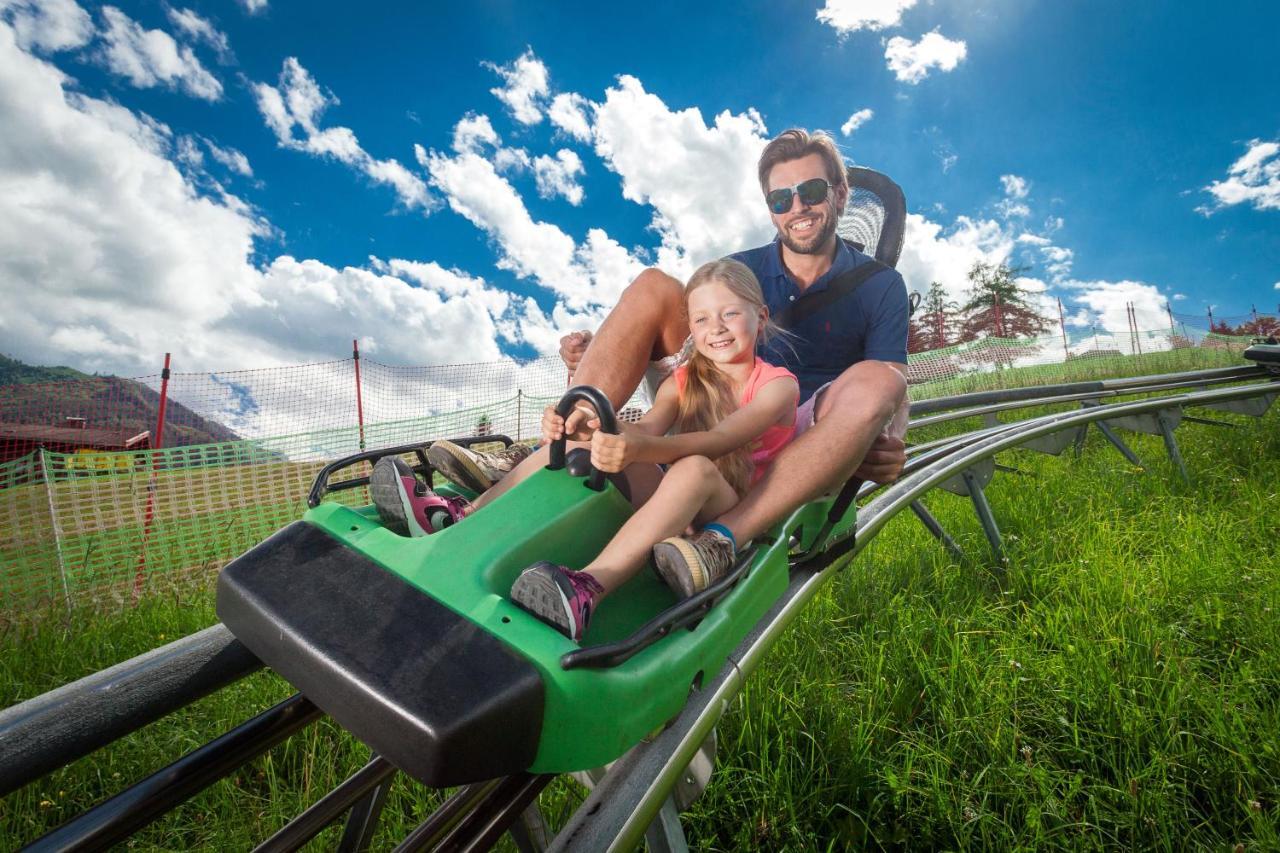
[729,238,909,401]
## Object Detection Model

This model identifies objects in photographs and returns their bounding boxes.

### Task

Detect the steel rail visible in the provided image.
[252,755,396,853]
[907,364,1262,416]
[551,378,1277,851]
[0,624,261,797]
[909,367,1265,429]
[21,694,322,852]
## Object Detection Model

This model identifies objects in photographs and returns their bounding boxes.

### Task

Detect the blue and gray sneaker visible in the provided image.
[509,561,604,642]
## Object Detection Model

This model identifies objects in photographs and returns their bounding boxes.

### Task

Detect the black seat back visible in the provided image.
[838,166,906,269]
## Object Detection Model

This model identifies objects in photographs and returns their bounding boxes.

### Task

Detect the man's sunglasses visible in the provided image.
[766,178,833,215]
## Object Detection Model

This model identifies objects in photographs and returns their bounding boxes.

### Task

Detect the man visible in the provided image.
[428,128,909,592]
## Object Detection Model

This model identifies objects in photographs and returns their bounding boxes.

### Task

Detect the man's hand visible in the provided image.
[559,330,593,377]
[854,433,906,484]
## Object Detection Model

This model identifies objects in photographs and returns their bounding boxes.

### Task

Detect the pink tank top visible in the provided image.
[674,359,799,485]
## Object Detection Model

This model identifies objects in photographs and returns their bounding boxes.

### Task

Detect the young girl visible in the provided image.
[373,259,798,642]
[512,259,803,640]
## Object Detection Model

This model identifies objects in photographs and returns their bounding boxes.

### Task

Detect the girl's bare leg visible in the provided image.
[582,455,738,594]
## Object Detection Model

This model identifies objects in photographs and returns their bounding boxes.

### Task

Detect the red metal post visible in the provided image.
[1057,297,1069,358]
[353,339,366,452]
[132,353,170,602]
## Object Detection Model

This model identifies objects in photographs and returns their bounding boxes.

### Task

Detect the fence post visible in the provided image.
[132,353,171,603]
[353,339,366,453]
[1132,303,1143,355]
[1166,302,1176,339]
[516,389,522,442]
[1057,298,1069,358]
[39,449,73,614]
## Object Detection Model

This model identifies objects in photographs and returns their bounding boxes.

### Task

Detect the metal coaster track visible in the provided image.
[2,365,1275,853]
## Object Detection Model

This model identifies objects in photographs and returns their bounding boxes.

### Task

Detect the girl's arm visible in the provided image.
[591,376,798,470]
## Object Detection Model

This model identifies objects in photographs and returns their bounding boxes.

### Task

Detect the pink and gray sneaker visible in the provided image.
[369,456,471,537]
[509,561,604,642]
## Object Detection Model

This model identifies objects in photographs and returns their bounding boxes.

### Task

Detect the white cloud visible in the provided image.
[419,132,644,310]
[204,138,252,176]
[997,200,1030,219]
[896,212,1013,301]
[885,30,967,84]
[1016,233,1051,246]
[485,48,549,125]
[236,0,266,14]
[1172,293,1187,301]
[549,92,593,141]
[1061,278,1169,336]
[97,6,222,100]
[816,0,919,33]
[252,57,433,211]
[0,18,527,392]
[840,108,874,136]
[591,74,773,278]
[1000,174,1029,199]
[1200,139,1280,214]
[452,112,500,154]
[1040,245,1074,280]
[532,149,584,204]
[165,7,232,63]
[0,0,92,51]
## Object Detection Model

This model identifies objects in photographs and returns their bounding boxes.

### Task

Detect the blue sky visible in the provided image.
[1,0,1277,380]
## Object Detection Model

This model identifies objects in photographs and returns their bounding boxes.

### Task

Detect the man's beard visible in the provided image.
[778,205,838,255]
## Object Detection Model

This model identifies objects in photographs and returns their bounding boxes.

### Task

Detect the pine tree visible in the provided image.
[911,281,960,352]
[958,261,1051,341]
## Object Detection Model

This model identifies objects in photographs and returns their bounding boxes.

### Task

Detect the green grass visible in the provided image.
[1,396,1277,849]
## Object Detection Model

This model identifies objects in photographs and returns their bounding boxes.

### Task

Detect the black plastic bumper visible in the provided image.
[216,522,544,786]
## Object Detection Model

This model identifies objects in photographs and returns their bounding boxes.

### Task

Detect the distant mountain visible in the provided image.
[0,355,241,447]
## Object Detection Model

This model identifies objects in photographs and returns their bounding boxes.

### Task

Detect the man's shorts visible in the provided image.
[794,381,833,439]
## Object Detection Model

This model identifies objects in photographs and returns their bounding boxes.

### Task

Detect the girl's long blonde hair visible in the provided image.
[677,259,787,497]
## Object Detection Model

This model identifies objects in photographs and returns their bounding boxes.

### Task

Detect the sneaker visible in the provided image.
[369,456,471,537]
[427,440,534,494]
[510,561,604,642]
[652,528,737,599]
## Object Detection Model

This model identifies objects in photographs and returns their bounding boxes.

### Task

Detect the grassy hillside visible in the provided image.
[0,355,240,447]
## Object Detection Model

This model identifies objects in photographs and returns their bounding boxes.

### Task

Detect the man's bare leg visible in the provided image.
[571,268,689,410]
[714,360,907,543]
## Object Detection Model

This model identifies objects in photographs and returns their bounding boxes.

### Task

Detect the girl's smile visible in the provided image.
[687,281,765,375]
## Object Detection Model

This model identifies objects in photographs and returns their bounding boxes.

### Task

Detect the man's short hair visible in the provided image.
[757,128,848,196]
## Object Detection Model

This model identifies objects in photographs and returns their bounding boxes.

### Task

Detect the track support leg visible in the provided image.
[961,470,1004,565]
[909,500,965,561]
[1082,402,1143,466]
[510,803,552,852]
[337,775,392,853]
[1157,410,1190,484]
[643,795,690,853]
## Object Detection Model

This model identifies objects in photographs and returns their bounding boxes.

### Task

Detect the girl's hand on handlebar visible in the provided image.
[590,430,646,473]
[542,404,600,445]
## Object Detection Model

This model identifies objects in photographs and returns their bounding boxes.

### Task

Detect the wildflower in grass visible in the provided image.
[1250,799,1262,811]
[962,806,978,822]
[39,799,52,809]
[1021,744,1033,766]
[1009,658,1022,669]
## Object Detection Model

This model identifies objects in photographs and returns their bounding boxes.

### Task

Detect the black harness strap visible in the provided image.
[773,258,890,331]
